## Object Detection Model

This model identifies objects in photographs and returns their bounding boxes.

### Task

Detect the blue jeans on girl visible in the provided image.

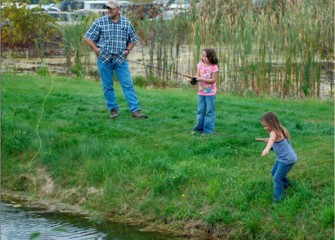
[194,95,216,134]
[97,58,140,113]
[271,160,295,202]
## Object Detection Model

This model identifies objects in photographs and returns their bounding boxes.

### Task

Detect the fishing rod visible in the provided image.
[127,59,198,85]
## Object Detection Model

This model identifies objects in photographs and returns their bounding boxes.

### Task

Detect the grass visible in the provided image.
[1,73,334,239]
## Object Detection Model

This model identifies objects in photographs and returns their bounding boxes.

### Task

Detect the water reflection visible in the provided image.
[1,202,183,240]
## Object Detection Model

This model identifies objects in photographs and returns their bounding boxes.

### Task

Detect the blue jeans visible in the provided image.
[97,59,140,113]
[271,160,295,202]
[194,95,216,134]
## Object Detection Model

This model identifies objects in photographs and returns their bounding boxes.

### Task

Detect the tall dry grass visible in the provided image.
[45,0,333,98]
[131,0,334,98]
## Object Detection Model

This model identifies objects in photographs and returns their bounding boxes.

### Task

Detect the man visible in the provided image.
[84,0,147,119]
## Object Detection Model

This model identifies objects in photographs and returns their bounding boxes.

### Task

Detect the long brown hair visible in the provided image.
[261,112,291,139]
[203,48,218,65]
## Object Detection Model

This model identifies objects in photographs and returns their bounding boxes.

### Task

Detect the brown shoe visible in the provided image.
[132,110,148,119]
[110,109,119,118]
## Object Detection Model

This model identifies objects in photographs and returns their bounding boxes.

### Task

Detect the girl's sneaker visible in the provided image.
[110,109,119,118]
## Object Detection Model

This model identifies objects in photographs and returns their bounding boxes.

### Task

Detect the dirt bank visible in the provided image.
[1,189,220,240]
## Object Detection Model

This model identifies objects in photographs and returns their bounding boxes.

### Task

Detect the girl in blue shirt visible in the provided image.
[259,112,297,203]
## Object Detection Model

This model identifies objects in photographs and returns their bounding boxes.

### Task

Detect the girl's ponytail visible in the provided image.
[281,126,291,140]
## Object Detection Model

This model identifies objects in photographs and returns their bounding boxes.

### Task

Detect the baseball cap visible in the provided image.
[105,0,120,9]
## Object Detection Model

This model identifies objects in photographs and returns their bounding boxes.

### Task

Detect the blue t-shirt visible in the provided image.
[273,138,297,164]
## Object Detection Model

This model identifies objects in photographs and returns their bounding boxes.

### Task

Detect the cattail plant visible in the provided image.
[61,15,93,67]
[63,0,333,97]
[193,0,334,98]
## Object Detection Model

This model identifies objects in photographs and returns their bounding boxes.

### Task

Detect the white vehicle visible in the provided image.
[46,11,83,25]
[153,0,184,20]
[167,0,190,11]
[153,0,200,19]
[27,3,61,11]
[60,0,131,14]
[1,2,60,11]
[154,0,192,10]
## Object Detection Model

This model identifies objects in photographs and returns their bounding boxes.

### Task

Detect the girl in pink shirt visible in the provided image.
[192,48,219,134]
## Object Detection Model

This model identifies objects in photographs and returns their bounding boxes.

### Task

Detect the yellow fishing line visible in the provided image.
[27,74,54,206]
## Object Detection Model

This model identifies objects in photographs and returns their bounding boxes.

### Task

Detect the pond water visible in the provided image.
[1,202,184,240]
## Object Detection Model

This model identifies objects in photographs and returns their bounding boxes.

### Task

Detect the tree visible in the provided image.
[1,1,60,56]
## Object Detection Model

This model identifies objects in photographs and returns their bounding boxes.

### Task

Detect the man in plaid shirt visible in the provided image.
[84,0,148,119]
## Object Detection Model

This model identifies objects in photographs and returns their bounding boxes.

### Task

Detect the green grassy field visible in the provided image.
[1,73,334,239]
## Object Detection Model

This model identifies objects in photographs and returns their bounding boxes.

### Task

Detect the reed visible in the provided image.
[130,0,333,98]
[37,0,331,98]
[58,15,95,76]
[131,10,195,81]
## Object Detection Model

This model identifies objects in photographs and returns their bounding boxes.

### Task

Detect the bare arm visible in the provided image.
[261,131,276,157]
[197,71,218,84]
[126,42,135,53]
[83,37,100,55]
[192,68,200,79]
[255,138,269,141]
[187,69,201,83]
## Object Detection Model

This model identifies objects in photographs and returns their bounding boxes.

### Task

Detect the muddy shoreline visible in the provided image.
[1,190,215,240]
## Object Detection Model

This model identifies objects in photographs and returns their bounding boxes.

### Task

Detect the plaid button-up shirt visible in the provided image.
[85,15,138,64]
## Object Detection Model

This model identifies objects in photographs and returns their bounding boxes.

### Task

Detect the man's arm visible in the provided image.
[125,42,135,56]
[83,37,100,56]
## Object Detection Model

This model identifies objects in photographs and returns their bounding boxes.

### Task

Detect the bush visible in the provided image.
[1,1,60,55]
[36,64,50,76]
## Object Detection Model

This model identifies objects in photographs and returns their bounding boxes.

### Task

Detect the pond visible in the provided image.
[1,201,184,240]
